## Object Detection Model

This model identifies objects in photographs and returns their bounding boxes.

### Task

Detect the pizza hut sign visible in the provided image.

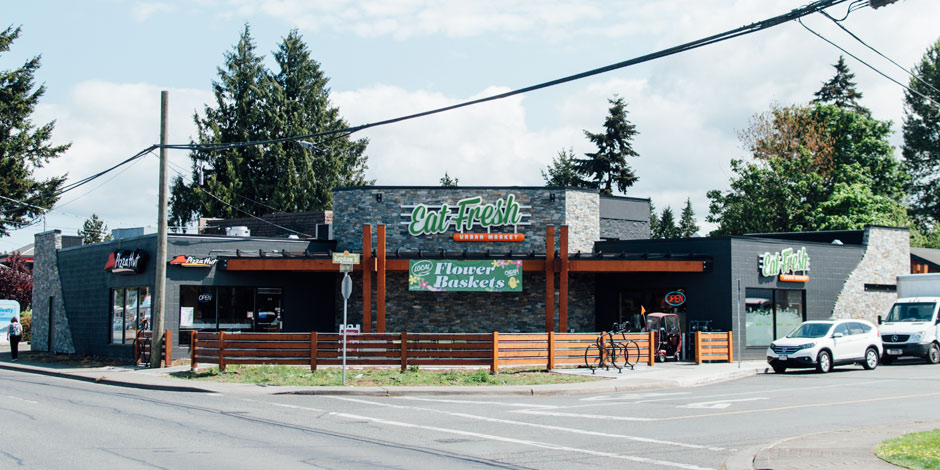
[104,249,147,275]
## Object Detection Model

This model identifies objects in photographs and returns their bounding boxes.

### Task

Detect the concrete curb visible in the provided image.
[0,360,767,396]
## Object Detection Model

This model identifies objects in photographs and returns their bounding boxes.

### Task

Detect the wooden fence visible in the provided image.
[693,331,734,363]
[134,330,172,366]
[190,331,658,372]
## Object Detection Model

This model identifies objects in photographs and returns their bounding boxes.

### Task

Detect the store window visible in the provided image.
[178,286,282,345]
[745,288,805,346]
[110,287,152,344]
[618,288,687,333]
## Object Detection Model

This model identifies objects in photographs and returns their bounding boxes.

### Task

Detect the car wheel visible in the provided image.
[657,352,666,363]
[862,347,879,370]
[927,343,940,365]
[772,364,786,374]
[881,356,895,365]
[816,350,832,373]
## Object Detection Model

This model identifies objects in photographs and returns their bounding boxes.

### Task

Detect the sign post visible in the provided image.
[333,252,360,385]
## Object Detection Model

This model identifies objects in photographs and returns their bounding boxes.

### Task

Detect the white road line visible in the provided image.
[394,397,557,408]
[330,411,716,470]
[329,396,723,451]
[511,409,653,421]
[6,395,38,404]
[679,398,768,409]
[580,392,690,402]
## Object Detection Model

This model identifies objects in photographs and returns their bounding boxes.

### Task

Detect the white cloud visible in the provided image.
[132,2,176,21]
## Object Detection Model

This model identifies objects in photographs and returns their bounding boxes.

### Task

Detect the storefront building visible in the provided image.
[31,185,910,360]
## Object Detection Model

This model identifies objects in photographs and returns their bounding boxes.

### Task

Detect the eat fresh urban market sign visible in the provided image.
[408,194,522,236]
[759,247,810,282]
[409,260,522,292]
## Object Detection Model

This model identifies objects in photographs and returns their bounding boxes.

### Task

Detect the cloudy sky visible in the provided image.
[3,0,939,251]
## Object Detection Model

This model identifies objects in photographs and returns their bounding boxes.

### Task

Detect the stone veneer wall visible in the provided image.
[600,219,649,240]
[333,187,575,253]
[832,226,910,323]
[564,190,599,254]
[30,231,76,353]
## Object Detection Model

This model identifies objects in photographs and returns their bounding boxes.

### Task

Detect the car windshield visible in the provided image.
[787,323,833,338]
[886,302,935,322]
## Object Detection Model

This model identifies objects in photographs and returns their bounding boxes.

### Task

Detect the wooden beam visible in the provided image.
[362,225,372,333]
[377,224,386,333]
[545,225,554,333]
[560,225,568,333]
[568,259,706,272]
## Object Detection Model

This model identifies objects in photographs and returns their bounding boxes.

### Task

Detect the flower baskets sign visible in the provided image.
[409,260,522,292]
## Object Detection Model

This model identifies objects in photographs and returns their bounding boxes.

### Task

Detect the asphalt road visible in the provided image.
[2,360,939,469]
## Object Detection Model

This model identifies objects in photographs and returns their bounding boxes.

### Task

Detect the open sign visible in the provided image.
[665,291,686,306]
[198,293,214,303]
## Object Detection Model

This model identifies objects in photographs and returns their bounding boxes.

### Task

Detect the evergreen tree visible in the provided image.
[648,200,660,239]
[902,38,940,229]
[78,213,112,244]
[541,148,584,187]
[574,96,640,195]
[656,206,680,239]
[678,198,699,238]
[440,172,458,187]
[170,26,370,230]
[0,26,69,236]
[812,56,866,113]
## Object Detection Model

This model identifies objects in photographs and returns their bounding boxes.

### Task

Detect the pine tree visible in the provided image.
[812,56,866,113]
[678,198,699,238]
[902,38,940,229]
[78,213,112,244]
[574,96,640,195]
[0,26,69,236]
[541,148,584,187]
[656,207,680,239]
[648,200,660,239]
[170,26,370,230]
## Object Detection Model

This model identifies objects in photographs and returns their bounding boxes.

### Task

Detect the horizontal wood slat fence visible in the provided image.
[694,331,734,363]
[190,331,662,372]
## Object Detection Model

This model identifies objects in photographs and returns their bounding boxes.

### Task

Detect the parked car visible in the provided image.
[766,319,883,374]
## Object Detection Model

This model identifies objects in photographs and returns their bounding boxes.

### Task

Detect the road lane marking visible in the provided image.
[679,398,768,409]
[6,395,38,404]
[330,411,716,470]
[659,391,940,421]
[511,409,653,421]
[580,392,690,402]
[395,397,557,408]
[330,396,725,451]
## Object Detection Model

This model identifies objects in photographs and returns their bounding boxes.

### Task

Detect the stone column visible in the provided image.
[31,230,75,353]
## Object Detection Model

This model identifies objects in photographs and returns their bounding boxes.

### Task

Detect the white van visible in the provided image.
[878,274,940,364]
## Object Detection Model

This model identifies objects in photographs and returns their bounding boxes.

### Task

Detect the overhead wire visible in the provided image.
[799,17,940,109]
[820,10,940,97]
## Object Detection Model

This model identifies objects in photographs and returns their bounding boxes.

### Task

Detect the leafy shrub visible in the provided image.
[19,310,31,343]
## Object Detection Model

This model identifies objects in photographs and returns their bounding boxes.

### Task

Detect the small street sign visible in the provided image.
[332,251,360,265]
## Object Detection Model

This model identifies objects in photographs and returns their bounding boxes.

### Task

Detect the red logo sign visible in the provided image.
[453,233,524,242]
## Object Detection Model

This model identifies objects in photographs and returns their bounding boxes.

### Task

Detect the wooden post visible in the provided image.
[377,224,386,333]
[695,331,703,365]
[310,331,318,371]
[491,331,499,374]
[648,330,656,366]
[362,224,372,333]
[560,225,568,333]
[164,330,172,367]
[547,331,555,371]
[727,331,734,363]
[545,225,555,333]
[400,331,408,372]
[219,331,226,372]
[190,331,197,370]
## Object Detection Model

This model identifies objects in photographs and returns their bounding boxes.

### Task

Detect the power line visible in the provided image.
[821,11,940,97]
[799,17,940,109]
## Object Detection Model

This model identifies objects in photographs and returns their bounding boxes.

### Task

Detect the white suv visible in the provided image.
[766,319,883,374]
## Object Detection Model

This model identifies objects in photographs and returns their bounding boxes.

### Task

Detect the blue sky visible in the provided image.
[3,0,940,251]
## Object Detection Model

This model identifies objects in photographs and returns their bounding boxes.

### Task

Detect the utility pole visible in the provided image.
[151,91,169,368]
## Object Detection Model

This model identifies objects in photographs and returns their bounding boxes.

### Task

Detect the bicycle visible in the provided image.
[584,322,641,373]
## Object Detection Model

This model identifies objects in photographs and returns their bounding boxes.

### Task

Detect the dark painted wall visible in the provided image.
[56,234,336,359]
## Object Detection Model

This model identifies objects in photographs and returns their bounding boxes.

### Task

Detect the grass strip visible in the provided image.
[171,365,603,386]
[875,429,940,470]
